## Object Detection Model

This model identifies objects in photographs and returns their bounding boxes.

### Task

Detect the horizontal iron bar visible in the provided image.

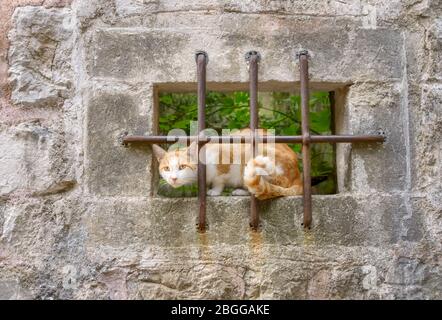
[122,134,385,144]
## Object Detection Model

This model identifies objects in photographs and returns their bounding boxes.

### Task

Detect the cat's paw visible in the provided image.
[207,189,222,196]
[231,188,250,196]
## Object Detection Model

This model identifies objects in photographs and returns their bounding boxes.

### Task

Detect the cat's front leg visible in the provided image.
[207,178,225,196]
[207,187,224,196]
[231,189,250,196]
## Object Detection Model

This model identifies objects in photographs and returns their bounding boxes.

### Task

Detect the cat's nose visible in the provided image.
[171,177,177,183]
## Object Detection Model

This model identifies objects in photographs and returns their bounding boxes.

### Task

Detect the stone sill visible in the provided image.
[85,194,419,249]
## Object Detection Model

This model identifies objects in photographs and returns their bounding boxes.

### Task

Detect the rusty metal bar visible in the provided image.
[120,51,387,232]
[246,51,260,231]
[329,91,338,194]
[123,134,385,145]
[309,135,385,143]
[299,50,312,228]
[196,51,208,232]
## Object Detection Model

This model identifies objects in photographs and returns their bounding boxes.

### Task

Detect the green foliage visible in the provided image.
[158,91,336,196]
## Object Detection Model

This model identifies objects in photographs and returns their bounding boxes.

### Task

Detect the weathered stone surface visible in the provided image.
[410,84,442,194]
[89,25,403,84]
[0,0,441,300]
[76,0,412,29]
[337,82,408,193]
[84,195,421,249]
[411,195,442,250]
[0,278,33,300]
[427,18,442,81]
[84,243,439,299]
[0,121,74,198]
[85,86,152,196]
[8,6,73,107]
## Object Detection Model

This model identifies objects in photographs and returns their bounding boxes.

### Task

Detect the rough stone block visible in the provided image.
[0,121,73,198]
[2,0,441,300]
[77,0,408,30]
[84,240,407,299]
[8,6,73,107]
[221,0,405,25]
[427,18,442,80]
[409,84,442,194]
[85,87,152,196]
[84,194,420,251]
[0,197,77,263]
[411,196,442,248]
[340,82,408,193]
[89,24,402,84]
[0,196,92,299]
[0,278,32,300]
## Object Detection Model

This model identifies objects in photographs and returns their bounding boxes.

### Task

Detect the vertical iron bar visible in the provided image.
[246,51,260,231]
[299,51,312,228]
[196,51,207,232]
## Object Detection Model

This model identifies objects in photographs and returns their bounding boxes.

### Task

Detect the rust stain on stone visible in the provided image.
[197,230,211,260]
[302,228,315,246]
[249,230,263,259]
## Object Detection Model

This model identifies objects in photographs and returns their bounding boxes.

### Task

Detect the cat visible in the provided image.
[152,128,303,200]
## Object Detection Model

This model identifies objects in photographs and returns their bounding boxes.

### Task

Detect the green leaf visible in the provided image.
[158,90,336,196]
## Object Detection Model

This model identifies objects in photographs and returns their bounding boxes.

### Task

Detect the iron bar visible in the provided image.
[121,50,387,232]
[299,50,312,228]
[123,134,385,145]
[246,51,260,231]
[196,51,208,232]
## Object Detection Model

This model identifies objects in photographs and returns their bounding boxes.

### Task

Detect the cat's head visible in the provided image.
[152,143,198,188]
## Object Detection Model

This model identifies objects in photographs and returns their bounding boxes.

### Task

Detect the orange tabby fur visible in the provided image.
[153,128,303,199]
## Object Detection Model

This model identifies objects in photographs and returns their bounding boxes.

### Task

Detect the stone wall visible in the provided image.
[0,0,441,299]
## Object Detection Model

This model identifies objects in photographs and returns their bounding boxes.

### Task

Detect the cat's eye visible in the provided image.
[163,166,170,172]
[179,165,187,170]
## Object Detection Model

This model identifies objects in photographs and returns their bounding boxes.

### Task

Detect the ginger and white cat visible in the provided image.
[152,128,303,200]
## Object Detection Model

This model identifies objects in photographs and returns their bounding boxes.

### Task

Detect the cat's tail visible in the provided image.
[243,156,303,200]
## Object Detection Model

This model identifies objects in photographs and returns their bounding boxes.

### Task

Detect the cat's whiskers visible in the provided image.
[152,128,303,199]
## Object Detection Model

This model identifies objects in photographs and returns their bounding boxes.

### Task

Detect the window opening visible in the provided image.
[122,50,385,232]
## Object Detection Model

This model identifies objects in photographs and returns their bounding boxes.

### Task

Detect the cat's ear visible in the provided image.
[187,141,198,163]
[152,144,166,162]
